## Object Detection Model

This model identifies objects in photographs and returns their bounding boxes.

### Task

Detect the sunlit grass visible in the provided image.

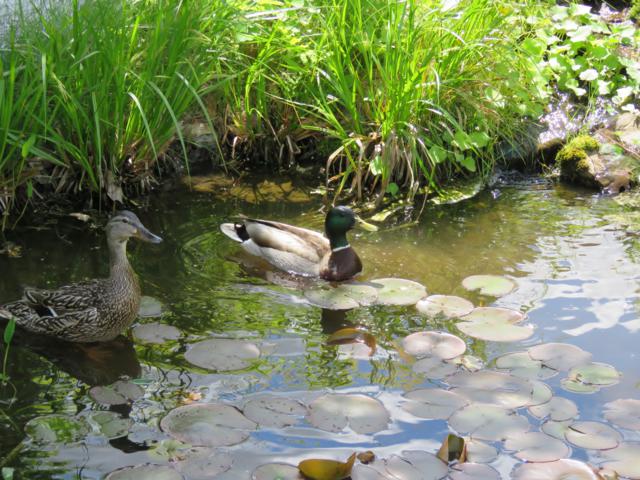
[0,0,558,221]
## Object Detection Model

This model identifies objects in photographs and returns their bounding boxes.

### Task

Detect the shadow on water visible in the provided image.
[1,174,640,477]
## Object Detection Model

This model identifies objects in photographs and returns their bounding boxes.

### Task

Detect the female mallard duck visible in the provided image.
[0,211,162,343]
[220,206,376,282]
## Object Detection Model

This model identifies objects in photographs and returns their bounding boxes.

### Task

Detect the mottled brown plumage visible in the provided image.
[0,211,162,343]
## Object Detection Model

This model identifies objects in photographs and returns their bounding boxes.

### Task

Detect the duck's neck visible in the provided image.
[108,238,133,277]
[327,231,350,251]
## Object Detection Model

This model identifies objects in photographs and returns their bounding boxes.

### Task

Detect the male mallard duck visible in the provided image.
[220,206,376,281]
[0,211,162,343]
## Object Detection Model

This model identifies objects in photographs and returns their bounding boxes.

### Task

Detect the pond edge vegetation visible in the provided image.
[0,0,639,227]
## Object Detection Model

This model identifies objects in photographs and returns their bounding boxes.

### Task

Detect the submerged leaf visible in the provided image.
[327,328,376,356]
[138,296,163,318]
[603,399,640,431]
[24,414,90,444]
[436,433,467,464]
[133,322,181,344]
[105,464,182,480]
[298,453,356,480]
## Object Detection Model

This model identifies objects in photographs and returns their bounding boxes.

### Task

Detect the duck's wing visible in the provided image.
[1,299,97,337]
[23,280,102,314]
[243,219,330,263]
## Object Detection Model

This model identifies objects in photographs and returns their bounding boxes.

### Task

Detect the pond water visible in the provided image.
[1,174,640,479]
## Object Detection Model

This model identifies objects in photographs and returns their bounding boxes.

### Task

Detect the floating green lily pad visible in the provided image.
[529,396,578,422]
[528,343,592,371]
[600,442,640,479]
[160,403,256,447]
[415,295,474,319]
[604,398,640,431]
[462,275,516,297]
[133,322,181,344]
[412,356,458,379]
[251,463,302,480]
[185,338,260,371]
[384,451,448,480]
[89,380,144,406]
[138,296,164,318]
[565,421,622,450]
[369,278,427,306]
[350,464,388,480]
[304,282,378,310]
[512,459,600,480]
[449,404,529,441]
[307,394,390,434]
[560,378,601,394]
[449,463,500,480]
[567,362,621,386]
[457,307,533,342]
[402,388,469,420]
[105,464,183,480]
[402,331,466,360]
[84,411,131,439]
[504,431,570,462]
[24,414,90,444]
[243,395,307,428]
[174,448,233,479]
[495,352,558,380]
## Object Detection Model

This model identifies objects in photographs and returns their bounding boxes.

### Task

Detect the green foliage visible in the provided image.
[1,0,230,219]
[1,317,16,384]
[523,3,639,105]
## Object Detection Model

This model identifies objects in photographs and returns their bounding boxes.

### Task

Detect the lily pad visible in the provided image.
[565,421,622,450]
[24,414,90,444]
[412,356,458,379]
[185,338,260,371]
[138,296,164,318]
[369,278,427,306]
[243,395,307,428]
[402,331,466,360]
[174,448,233,479]
[449,404,529,441]
[604,398,640,431]
[446,370,546,409]
[457,307,533,342]
[504,431,570,462]
[529,396,578,422]
[105,464,183,480]
[512,459,600,480]
[415,295,474,319]
[351,464,389,480]
[449,463,500,480]
[252,463,302,480]
[462,275,516,297]
[466,440,498,463]
[402,388,469,420]
[84,411,131,439]
[89,380,144,406]
[528,343,592,371]
[600,442,640,479]
[307,394,390,434]
[560,378,601,394]
[304,282,378,310]
[133,323,181,344]
[495,352,558,380]
[160,403,256,447]
[327,328,376,356]
[541,419,575,440]
[384,451,448,480]
[298,453,356,480]
[567,362,621,386]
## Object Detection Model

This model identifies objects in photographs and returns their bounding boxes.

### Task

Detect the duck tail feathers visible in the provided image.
[220,223,250,243]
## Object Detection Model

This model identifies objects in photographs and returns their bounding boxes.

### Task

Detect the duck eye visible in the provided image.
[122,217,129,224]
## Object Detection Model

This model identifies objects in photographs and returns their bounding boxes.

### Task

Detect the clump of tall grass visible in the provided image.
[0,0,232,222]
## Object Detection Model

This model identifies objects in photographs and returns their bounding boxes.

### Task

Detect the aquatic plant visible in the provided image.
[0,317,15,384]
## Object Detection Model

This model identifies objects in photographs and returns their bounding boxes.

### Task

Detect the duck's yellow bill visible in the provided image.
[355,216,379,232]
